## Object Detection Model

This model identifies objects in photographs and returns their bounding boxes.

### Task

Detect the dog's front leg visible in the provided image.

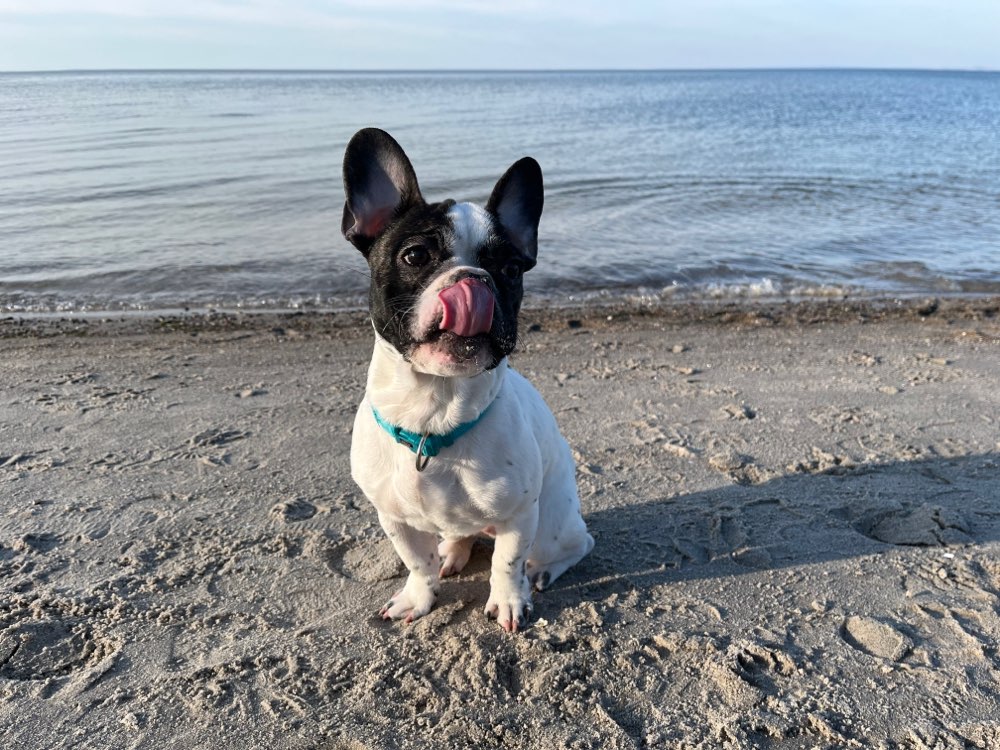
[485,507,537,632]
[377,512,440,623]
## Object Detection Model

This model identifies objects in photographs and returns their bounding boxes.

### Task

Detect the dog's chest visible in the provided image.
[351,404,543,536]
[396,465,506,534]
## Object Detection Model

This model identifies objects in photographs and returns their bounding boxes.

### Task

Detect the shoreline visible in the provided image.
[3,293,998,340]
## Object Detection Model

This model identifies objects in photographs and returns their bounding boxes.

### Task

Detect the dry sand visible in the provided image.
[2,297,999,749]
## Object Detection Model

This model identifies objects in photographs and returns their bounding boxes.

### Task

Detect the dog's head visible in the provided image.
[341,128,542,377]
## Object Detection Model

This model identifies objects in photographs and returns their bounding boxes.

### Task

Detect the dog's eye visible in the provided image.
[401,245,430,267]
[500,262,522,280]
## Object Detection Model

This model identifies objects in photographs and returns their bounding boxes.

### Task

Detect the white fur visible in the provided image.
[351,335,594,631]
[447,202,492,265]
[409,203,496,373]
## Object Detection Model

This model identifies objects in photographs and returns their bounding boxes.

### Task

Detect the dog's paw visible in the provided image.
[530,569,551,591]
[526,561,552,591]
[438,537,474,578]
[484,584,533,633]
[379,578,437,623]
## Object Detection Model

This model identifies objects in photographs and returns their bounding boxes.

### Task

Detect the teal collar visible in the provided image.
[371,400,494,471]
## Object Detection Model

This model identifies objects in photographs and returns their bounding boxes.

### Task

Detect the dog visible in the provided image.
[341,128,594,632]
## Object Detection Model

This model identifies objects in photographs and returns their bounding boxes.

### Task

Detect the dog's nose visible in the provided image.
[453,269,496,293]
[456,270,489,284]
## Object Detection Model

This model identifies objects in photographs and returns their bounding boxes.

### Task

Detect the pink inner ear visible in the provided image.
[350,166,405,239]
[438,278,495,337]
[353,205,393,239]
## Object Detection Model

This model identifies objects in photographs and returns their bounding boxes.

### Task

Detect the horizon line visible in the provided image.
[2,65,999,75]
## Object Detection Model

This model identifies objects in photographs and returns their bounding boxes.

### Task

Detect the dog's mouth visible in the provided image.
[404,277,509,375]
[410,326,502,376]
[422,329,493,360]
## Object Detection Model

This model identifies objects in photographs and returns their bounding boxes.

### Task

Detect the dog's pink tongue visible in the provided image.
[438,278,494,337]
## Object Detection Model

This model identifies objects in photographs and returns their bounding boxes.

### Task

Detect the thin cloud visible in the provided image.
[0,0,626,27]
[0,1,363,29]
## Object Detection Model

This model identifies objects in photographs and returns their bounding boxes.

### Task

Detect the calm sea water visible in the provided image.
[1,70,998,313]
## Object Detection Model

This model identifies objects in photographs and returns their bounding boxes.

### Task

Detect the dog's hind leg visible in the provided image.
[526,445,594,591]
[527,528,594,591]
[438,536,475,577]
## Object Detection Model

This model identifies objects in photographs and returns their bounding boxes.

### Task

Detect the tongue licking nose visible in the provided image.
[438,278,495,337]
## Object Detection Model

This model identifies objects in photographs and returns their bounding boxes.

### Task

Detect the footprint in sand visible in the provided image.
[314,536,405,582]
[0,619,113,681]
[787,447,856,475]
[188,428,250,448]
[12,532,60,553]
[176,427,251,465]
[270,498,317,522]
[855,504,972,547]
[708,450,771,485]
[840,615,913,661]
[719,403,756,420]
[1,454,35,469]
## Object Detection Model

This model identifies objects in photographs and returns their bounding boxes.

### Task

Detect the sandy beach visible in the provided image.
[2,296,999,749]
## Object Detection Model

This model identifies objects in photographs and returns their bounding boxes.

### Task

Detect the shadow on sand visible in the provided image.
[541,452,1000,606]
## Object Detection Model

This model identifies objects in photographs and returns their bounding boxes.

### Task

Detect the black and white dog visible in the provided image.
[342,128,593,632]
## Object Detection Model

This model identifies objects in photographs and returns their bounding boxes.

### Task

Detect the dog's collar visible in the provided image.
[371,401,495,472]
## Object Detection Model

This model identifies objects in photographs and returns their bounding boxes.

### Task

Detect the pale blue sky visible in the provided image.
[1,1,998,72]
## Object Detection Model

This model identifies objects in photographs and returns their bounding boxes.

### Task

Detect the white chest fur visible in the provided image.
[350,337,551,537]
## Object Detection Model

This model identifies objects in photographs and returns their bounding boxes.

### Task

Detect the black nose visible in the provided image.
[454,270,497,292]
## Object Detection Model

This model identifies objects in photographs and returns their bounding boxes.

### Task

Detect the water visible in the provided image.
[1,69,998,314]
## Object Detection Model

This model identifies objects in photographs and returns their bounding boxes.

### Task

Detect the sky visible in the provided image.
[1,0,998,72]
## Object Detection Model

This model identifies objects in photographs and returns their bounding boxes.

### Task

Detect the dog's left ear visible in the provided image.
[487,157,543,265]
[342,128,423,255]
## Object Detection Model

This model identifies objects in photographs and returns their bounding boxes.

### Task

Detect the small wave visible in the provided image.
[0,291,369,316]
[3,175,257,209]
[658,278,856,301]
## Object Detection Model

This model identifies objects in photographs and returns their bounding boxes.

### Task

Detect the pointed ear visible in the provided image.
[341,128,423,254]
[486,157,543,263]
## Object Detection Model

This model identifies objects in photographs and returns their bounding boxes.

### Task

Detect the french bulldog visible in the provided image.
[342,128,594,632]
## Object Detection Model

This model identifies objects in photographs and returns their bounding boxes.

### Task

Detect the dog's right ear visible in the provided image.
[341,128,423,255]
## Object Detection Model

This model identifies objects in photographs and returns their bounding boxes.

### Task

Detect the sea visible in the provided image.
[1,69,998,314]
